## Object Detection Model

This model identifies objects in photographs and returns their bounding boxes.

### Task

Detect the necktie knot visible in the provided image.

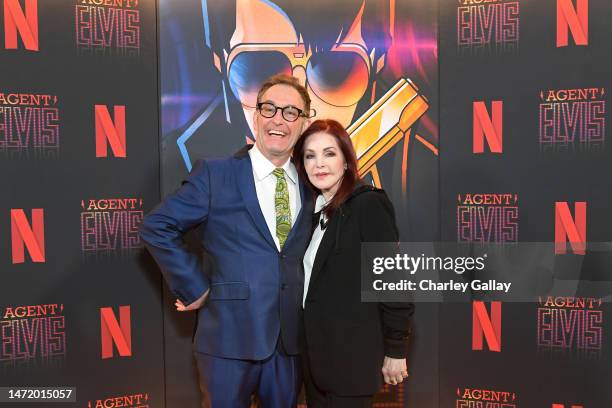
[272,168,285,178]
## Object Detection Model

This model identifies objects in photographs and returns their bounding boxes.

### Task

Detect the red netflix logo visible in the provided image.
[552,405,583,408]
[95,105,126,158]
[557,0,588,47]
[472,301,502,352]
[100,305,131,359]
[11,208,45,264]
[3,0,38,51]
[473,101,503,153]
[555,201,586,255]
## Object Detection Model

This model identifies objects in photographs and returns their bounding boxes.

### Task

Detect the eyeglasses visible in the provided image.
[256,102,308,122]
[226,42,371,109]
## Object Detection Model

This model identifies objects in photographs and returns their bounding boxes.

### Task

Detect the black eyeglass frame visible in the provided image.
[256,102,315,122]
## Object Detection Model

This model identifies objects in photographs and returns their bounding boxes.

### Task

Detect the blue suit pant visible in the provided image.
[194,342,301,408]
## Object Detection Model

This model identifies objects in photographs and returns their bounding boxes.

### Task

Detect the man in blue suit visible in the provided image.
[140,75,314,407]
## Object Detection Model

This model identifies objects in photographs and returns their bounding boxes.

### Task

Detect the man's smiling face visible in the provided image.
[253,84,308,164]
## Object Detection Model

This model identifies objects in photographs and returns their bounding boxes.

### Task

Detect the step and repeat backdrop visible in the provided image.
[440,0,611,407]
[2,0,610,407]
[1,0,164,407]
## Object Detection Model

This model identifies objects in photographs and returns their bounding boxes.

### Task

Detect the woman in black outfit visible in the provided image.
[293,119,414,408]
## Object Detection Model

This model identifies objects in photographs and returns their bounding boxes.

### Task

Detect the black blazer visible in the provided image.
[302,184,414,396]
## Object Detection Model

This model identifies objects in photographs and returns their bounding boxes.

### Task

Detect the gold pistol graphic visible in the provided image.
[348,78,430,188]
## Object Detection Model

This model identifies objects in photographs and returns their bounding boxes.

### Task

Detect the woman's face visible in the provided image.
[303,131,346,199]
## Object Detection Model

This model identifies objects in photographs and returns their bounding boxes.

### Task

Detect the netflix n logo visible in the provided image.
[473,101,503,154]
[10,208,45,264]
[2,0,38,51]
[95,104,126,158]
[472,301,502,352]
[556,0,588,47]
[100,305,131,359]
[555,201,586,255]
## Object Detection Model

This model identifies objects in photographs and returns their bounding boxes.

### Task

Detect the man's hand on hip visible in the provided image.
[175,289,210,311]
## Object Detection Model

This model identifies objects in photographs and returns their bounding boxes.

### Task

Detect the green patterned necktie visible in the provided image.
[272,168,292,249]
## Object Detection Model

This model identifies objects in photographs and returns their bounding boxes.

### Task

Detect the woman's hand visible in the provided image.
[382,356,408,385]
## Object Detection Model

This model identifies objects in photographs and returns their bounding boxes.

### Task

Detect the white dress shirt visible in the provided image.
[303,194,328,308]
[249,144,301,251]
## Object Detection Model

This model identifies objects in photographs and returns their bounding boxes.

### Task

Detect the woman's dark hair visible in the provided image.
[293,119,361,216]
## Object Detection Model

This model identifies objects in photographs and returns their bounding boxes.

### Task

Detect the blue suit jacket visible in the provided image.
[139,145,313,360]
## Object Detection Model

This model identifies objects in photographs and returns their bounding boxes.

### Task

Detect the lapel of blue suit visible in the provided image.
[283,179,308,249]
[234,151,277,251]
